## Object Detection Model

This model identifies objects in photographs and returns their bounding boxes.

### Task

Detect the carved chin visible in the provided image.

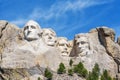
[46,42,55,46]
[25,36,39,41]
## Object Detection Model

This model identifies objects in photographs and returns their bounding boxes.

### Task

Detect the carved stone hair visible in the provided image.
[56,37,68,47]
[42,28,56,36]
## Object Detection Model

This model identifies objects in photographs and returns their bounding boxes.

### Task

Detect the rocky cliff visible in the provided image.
[0,20,120,80]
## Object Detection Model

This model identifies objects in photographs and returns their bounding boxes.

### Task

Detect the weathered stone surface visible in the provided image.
[70,31,117,77]
[0,20,19,63]
[117,36,120,46]
[0,20,119,79]
[97,27,120,67]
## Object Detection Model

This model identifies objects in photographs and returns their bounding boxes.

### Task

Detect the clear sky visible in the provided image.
[0,0,120,40]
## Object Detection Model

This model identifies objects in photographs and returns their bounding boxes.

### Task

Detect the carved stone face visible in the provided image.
[57,38,69,56]
[42,28,56,46]
[75,35,90,56]
[24,20,42,41]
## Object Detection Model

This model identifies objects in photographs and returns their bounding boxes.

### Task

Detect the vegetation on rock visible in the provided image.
[57,63,66,74]
[68,68,73,76]
[44,68,53,80]
[38,77,42,80]
[73,62,88,78]
[86,63,100,80]
[100,70,113,80]
[69,59,73,67]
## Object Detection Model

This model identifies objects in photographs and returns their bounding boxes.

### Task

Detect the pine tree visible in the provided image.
[44,68,53,80]
[69,59,73,67]
[86,72,92,80]
[57,63,66,74]
[100,70,112,80]
[68,68,73,76]
[86,63,100,80]
[73,62,88,78]
[38,77,41,80]
[92,63,100,80]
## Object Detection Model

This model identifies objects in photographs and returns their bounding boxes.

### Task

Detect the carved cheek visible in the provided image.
[84,44,89,48]
[24,30,28,36]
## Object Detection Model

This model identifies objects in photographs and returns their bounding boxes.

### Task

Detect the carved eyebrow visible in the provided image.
[81,41,86,44]
[31,25,36,29]
[44,33,49,35]
[24,26,28,30]
[51,33,55,36]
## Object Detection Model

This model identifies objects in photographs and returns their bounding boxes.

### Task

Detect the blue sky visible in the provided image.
[0,0,120,40]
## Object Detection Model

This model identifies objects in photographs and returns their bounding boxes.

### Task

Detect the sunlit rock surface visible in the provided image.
[0,20,120,80]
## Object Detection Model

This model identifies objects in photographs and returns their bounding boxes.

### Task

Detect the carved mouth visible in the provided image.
[61,51,68,54]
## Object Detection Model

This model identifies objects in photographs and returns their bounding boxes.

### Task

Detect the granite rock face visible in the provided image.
[70,30,117,77]
[117,36,120,46]
[0,20,120,80]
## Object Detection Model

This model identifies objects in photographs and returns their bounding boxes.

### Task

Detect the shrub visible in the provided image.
[86,71,93,80]
[86,63,100,80]
[100,70,112,80]
[69,59,73,67]
[38,77,41,80]
[44,68,53,80]
[68,68,73,76]
[92,63,100,80]
[57,63,66,74]
[73,62,88,78]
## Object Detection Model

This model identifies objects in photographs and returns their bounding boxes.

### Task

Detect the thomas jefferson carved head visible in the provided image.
[57,37,70,56]
[23,20,42,41]
[42,28,57,46]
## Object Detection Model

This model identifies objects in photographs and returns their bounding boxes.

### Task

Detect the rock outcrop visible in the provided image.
[117,36,120,46]
[0,20,120,80]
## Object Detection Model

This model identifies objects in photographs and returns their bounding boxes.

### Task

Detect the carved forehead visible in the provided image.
[57,37,68,44]
[42,28,56,35]
[24,20,41,29]
[76,37,88,43]
[75,33,88,40]
[75,33,89,42]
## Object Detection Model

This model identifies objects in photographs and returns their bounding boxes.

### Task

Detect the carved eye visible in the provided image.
[66,44,69,47]
[51,34,55,37]
[81,41,85,44]
[24,26,28,30]
[59,44,64,46]
[31,25,36,29]
[45,33,49,36]
[76,42,79,45]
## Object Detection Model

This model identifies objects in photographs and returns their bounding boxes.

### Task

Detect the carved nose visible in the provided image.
[28,26,32,31]
[48,36,52,39]
[64,47,67,50]
[78,44,82,48]
[27,31,31,35]
[78,46,82,50]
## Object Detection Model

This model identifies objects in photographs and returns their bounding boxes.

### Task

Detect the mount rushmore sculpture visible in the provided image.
[0,20,120,80]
